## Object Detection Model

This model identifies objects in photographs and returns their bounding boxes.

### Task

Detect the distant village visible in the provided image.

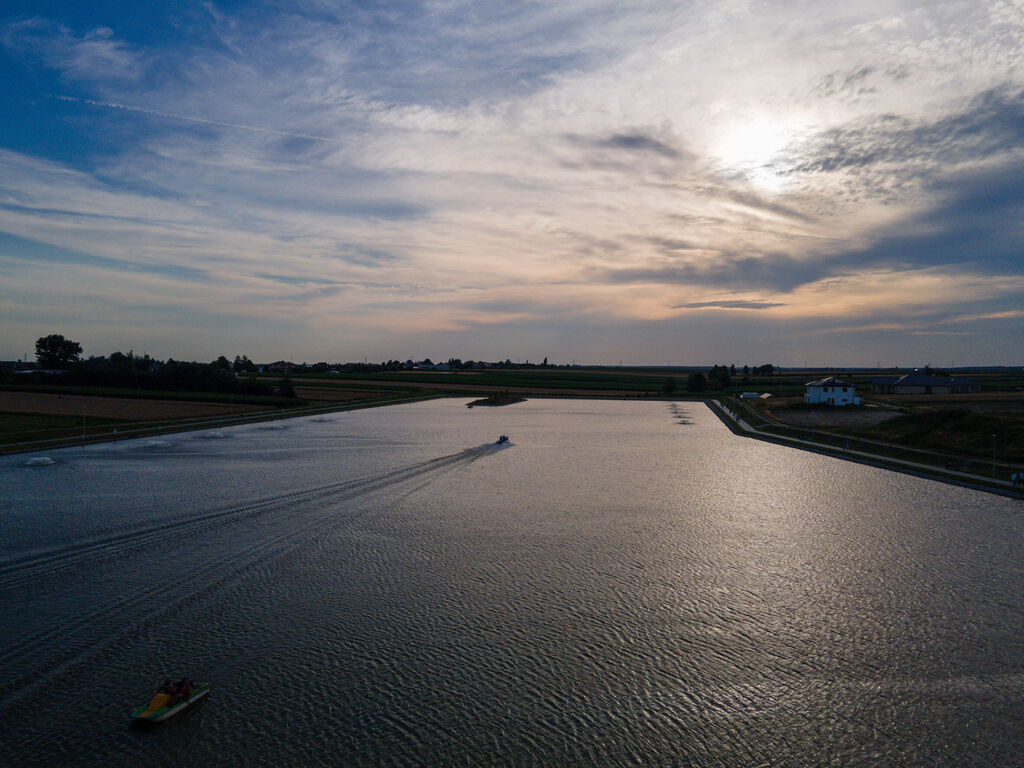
[0,333,993,407]
[802,370,981,407]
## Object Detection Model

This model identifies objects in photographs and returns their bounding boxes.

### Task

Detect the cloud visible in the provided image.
[2,2,1024,363]
[2,18,141,81]
[254,273,341,287]
[601,251,825,293]
[592,132,683,158]
[793,85,1024,179]
[647,237,697,250]
[0,231,210,281]
[950,310,1024,322]
[674,300,786,310]
[830,158,1024,275]
[49,95,340,143]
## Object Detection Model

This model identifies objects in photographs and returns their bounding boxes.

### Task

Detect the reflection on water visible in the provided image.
[2,399,1023,767]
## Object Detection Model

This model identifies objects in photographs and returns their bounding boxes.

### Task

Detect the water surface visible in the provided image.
[2,399,1023,766]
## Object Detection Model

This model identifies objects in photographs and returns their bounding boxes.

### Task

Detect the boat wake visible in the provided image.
[0,443,505,713]
[23,457,56,467]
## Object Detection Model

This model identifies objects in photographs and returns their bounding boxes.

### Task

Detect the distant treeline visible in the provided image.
[677,363,775,393]
[20,351,279,397]
[339,357,544,373]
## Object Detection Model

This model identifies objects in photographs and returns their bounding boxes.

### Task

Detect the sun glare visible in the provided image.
[714,119,803,190]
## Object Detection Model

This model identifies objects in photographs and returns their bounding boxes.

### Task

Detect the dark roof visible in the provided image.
[806,376,854,387]
[891,372,948,387]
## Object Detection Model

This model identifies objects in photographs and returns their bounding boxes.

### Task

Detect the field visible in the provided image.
[0,384,429,453]
[744,391,1024,465]
[4,365,1023,464]
[0,412,123,442]
[0,390,269,420]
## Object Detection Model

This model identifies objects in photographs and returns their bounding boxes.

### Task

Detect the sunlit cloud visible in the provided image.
[49,95,340,143]
[1,1,1023,363]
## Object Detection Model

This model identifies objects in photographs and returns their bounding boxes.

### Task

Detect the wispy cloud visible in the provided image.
[1,1,1023,363]
[675,300,786,311]
[49,95,341,143]
[0,231,210,281]
[2,18,141,81]
[793,86,1024,179]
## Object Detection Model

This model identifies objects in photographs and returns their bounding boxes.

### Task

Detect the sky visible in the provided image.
[1,1,1023,367]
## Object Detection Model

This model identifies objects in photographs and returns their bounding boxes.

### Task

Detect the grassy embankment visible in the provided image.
[847,409,1024,464]
[0,412,123,443]
[727,385,1024,482]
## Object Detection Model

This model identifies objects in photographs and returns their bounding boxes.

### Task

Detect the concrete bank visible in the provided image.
[706,399,1024,501]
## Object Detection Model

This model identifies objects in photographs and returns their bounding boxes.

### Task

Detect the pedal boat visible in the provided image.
[131,682,210,723]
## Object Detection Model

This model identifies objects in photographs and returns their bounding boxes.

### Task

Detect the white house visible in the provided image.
[804,376,861,406]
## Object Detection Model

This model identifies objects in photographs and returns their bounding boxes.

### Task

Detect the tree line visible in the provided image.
[19,334,284,397]
[665,363,775,393]
[19,334,775,398]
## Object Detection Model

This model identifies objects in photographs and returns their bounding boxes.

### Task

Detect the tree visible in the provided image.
[686,372,707,392]
[277,376,297,398]
[662,377,676,394]
[233,355,256,373]
[35,334,82,369]
[708,364,731,390]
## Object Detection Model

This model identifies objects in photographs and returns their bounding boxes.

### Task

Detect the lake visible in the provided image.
[2,398,1023,766]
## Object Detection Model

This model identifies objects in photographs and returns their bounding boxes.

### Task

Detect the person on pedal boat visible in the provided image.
[176,677,192,701]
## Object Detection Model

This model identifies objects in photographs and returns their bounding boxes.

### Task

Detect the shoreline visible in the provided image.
[706,399,1024,501]
[466,395,528,407]
[0,394,442,457]
[6,393,1022,503]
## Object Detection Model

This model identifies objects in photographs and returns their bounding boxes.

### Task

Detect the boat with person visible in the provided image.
[131,679,210,723]
[496,435,509,444]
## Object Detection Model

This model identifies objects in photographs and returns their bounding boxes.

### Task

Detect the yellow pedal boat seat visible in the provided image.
[143,692,172,716]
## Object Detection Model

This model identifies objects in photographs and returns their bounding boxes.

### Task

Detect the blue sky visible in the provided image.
[2,1,1022,366]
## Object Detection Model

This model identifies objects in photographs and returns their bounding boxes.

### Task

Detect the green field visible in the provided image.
[271,366,1024,398]
[847,409,1024,464]
[0,383,303,408]
[4,365,1022,462]
[0,412,126,443]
